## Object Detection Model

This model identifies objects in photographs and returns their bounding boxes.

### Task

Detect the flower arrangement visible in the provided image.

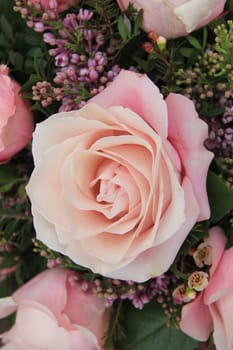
[0,0,232,349]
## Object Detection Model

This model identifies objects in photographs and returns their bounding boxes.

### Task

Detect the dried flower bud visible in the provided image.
[188,271,209,292]
[172,284,196,304]
[193,243,212,268]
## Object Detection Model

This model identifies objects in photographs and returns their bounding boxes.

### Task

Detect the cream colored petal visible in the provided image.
[175,0,221,33]
[26,139,79,231]
[81,230,137,264]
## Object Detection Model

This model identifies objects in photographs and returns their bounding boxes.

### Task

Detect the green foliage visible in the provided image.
[207,171,233,223]
[84,0,120,22]
[116,300,199,350]
[167,20,233,113]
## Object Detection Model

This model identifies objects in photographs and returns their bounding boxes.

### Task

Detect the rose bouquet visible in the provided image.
[0,0,232,349]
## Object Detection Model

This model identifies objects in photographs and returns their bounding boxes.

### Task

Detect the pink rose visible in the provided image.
[26,70,213,282]
[180,226,233,350]
[116,0,226,39]
[0,268,109,350]
[0,65,33,163]
[32,0,79,12]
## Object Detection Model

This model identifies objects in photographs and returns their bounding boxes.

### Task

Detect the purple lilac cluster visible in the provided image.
[73,273,178,310]
[205,100,233,159]
[31,8,120,111]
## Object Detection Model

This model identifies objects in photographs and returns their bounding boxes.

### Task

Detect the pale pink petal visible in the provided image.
[31,208,66,252]
[81,230,136,264]
[116,0,226,39]
[69,328,100,350]
[180,294,213,341]
[0,75,15,128]
[13,269,70,321]
[175,0,225,33]
[205,247,233,304]
[26,138,78,231]
[31,111,114,164]
[66,240,134,276]
[116,0,187,38]
[152,152,185,245]
[65,283,108,345]
[105,177,199,281]
[205,226,227,277]
[209,296,232,350]
[166,93,213,220]
[4,301,70,350]
[90,70,168,138]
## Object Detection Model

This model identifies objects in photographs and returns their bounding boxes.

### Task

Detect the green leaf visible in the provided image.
[180,47,195,58]
[133,9,143,35]
[0,166,18,184]
[186,35,202,50]
[0,15,14,42]
[207,171,233,223]
[0,33,11,48]
[4,220,18,240]
[202,26,208,49]
[118,14,131,42]
[0,257,17,270]
[9,51,24,69]
[0,166,22,192]
[117,301,198,350]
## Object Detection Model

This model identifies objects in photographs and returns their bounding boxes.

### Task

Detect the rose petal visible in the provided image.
[205,247,233,305]
[209,295,233,350]
[13,269,70,322]
[180,294,213,341]
[90,71,168,138]
[205,226,227,277]
[175,0,224,33]
[104,177,199,281]
[166,93,213,220]
[3,301,70,350]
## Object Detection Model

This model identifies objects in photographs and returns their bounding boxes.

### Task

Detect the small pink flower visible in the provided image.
[0,65,33,163]
[26,70,213,282]
[180,227,233,350]
[116,0,227,39]
[0,268,109,349]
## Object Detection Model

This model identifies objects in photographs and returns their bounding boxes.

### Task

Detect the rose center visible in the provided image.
[90,160,130,219]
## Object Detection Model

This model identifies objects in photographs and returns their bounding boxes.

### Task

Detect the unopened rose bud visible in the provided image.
[148,31,158,42]
[156,36,167,51]
[143,42,153,53]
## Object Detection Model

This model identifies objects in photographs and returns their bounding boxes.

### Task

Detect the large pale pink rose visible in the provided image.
[0,268,109,350]
[0,65,33,163]
[32,0,79,12]
[117,0,226,39]
[26,70,213,282]
[180,227,233,350]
